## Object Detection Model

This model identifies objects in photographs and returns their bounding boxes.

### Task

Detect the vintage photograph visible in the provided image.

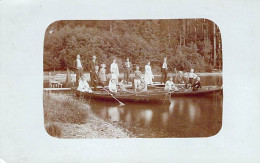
[43,19,223,138]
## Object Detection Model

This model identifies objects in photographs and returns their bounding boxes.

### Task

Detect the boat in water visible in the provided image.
[75,89,171,104]
[74,85,222,104]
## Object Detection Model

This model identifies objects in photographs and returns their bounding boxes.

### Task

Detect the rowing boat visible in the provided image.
[74,89,171,104]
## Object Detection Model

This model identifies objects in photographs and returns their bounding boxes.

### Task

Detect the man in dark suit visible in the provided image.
[161,57,167,84]
[73,54,83,87]
[89,55,98,86]
[124,58,132,84]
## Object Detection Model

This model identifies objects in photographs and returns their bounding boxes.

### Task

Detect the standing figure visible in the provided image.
[89,55,98,86]
[188,69,197,85]
[164,77,178,92]
[99,64,107,86]
[124,58,132,84]
[183,72,190,89]
[144,61,154,85]
[73,54,84,87]
[92,66,99,91]
[133,66,142,91]
[161,57,168,84]
[110,59,119,84]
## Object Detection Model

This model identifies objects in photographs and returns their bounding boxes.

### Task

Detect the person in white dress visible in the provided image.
[144,61,154,85]
[77,76,92,93]
[164,77,178,92]
[108,77,117,93]
[110,59,119,84]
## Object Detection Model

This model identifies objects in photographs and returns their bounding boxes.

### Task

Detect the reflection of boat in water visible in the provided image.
[75,89,171,104]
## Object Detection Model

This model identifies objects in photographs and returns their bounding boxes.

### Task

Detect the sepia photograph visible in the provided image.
[43,19,223,138]
[2,0,260,162]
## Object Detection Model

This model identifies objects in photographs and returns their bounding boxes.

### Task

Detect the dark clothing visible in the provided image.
[89,60,98,86]
[124,61,132,84]
[73,59,83,87]
[161,68,167,84]
[192,81,201,91]
[92,71,99,91]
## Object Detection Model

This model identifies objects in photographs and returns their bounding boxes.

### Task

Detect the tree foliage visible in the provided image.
[44,19,222,72]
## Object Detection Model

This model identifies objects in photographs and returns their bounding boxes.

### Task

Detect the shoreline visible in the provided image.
[44,93,132,138]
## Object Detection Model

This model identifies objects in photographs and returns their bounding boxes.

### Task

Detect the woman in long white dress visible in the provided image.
[110,59,119,84]
[144,61,154,85]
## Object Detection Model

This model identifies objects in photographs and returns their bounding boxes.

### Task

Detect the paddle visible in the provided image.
[101,87,125,106]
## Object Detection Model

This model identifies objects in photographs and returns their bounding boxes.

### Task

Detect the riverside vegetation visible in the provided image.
[43,92,131,138]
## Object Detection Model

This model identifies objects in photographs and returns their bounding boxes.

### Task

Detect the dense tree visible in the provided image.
[44,19,222,72]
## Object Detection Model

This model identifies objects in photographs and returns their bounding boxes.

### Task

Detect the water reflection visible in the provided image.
[91,95,222,137]
[88,76,223,137]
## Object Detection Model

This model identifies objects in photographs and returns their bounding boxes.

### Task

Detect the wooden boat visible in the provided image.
[150,85,223,97]
[74,89,171,104]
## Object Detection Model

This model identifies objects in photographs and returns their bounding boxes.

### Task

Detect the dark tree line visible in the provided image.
[44,19,222,73]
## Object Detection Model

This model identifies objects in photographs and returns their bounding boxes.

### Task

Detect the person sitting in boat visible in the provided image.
[192,77,201,91]
[108,77,117,93]
[164,77,178,92]
[176,71,184,84]
[77,76,92,93]
[188,69,197,85]
[118,79,127,92]
[133,66,142,91]
[137,76,147,92]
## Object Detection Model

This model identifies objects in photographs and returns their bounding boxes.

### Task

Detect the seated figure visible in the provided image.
[192,77,201,91]
[137,77,147,92]
[108,77,117,93]
[118,79,127,92]
[77,76,92,93]
[164,77,178,92]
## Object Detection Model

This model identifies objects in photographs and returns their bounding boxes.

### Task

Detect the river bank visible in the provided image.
[43,92,132,138]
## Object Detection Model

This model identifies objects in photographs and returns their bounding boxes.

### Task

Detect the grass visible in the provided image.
[43,92,88,125]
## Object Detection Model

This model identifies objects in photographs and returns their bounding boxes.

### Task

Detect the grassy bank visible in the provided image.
[43,92,131,138]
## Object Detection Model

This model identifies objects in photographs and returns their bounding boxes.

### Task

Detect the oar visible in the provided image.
[101,87,125,106]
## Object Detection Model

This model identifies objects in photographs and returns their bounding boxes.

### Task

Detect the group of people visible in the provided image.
[74,54,201,93]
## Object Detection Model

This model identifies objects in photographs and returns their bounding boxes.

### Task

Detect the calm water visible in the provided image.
[78,75,223,138]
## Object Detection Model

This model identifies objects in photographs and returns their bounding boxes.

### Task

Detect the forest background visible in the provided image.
[43,19,222,74]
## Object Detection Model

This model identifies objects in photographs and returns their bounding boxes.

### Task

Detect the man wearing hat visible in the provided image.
[124,58,132,84]
[89,55,98,86]
[161,57,168,84]
[73,54,84,87]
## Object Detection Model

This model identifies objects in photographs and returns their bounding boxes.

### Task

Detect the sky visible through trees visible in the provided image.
[44,19,222,73]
